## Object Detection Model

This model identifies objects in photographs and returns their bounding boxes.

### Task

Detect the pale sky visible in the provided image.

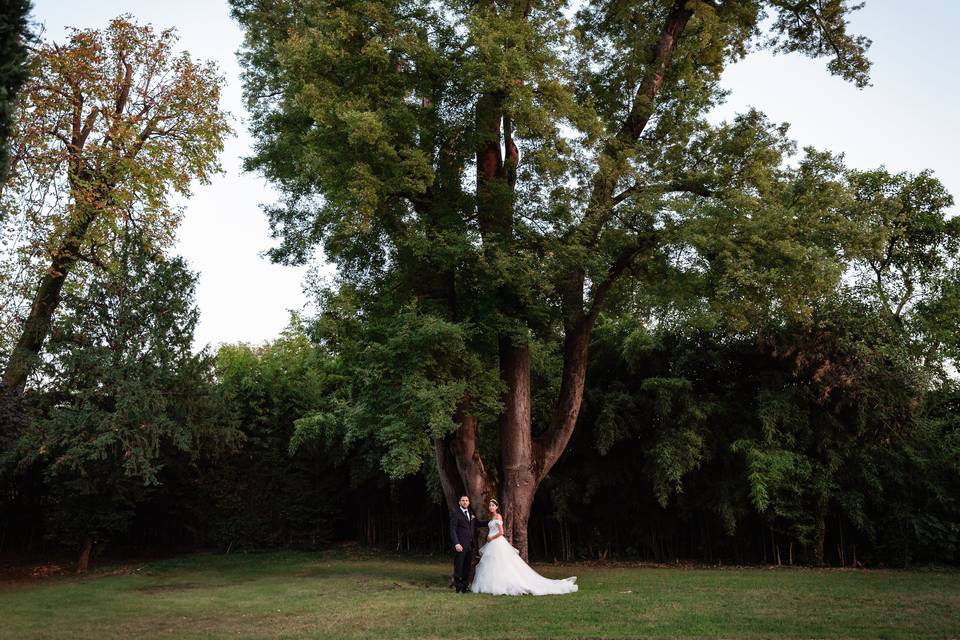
[30,1,959,351]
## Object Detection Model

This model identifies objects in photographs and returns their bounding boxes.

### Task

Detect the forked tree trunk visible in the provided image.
[435,398,498,511]
[434,434,466,512]
[450,397,497,508]
[432,0,693,564]
[436,321,593,562]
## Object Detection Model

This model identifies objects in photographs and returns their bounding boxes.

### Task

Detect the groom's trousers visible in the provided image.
[453,546,472,591]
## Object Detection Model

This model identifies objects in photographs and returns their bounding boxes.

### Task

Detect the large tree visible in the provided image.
[0,15,230,393]
[232,0,873,558]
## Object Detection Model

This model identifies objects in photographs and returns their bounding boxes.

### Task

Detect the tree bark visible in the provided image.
[434,433,466,512]
[437,325,594,563]
[449,395,497,508]
[537,315,594,478]
[497,336,538,560]
[2,203,98,392]
[579,0,695,242]
[76,534,93,574]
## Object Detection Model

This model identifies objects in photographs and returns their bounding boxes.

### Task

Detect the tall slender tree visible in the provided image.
[1,15,230,392]
[233,0,873,558]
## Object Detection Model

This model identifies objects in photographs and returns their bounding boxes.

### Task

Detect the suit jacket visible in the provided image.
[449,508,489,550]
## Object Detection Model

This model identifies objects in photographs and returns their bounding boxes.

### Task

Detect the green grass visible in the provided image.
[1,550,958,639]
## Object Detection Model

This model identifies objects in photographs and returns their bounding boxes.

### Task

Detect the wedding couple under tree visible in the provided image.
[450,494,577,595]
[2,0,956,585]
[229,0,936,574]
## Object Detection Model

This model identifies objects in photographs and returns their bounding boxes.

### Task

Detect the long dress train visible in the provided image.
[470,519,578,596]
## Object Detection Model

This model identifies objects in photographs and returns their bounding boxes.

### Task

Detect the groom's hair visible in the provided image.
[459,495,469,501]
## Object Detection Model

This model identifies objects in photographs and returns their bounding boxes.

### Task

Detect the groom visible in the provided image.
[449,495,489,593]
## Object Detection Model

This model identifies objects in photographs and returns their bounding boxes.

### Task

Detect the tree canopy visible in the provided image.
[231,0,886,557]
[1,15,231,392]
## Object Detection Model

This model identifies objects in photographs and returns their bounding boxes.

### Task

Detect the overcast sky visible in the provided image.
[31,0,959,351]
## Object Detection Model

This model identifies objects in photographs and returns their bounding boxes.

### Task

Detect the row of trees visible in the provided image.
[4,295,957,569]
[0,4,957,572]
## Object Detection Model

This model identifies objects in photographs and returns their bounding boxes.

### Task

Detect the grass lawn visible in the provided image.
[1,549,958,639]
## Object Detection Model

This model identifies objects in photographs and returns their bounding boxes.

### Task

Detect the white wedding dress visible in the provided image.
[470,518,578,595]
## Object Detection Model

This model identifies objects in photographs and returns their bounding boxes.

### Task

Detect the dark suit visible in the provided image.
[449,508,489,592]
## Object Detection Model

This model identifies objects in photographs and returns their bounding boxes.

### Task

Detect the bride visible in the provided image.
[470,498,578,596]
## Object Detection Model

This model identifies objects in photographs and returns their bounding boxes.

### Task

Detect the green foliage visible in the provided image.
[0,0,31,184]
[4,2,954,569]
[638,377,710,507]
[8,233,236,550]
[0,15,232,365]
[231,0,877,504]
[552,283,959,564]
[844,168,960,367]
[291,298,502,478]
[765,0,873,87]
[199,320,445,551]
[201,319,344,549]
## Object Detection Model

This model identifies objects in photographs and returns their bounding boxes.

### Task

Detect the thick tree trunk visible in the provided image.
[435,322,594,562]
[497,337,538,561]
[436,395,497,511]
[429,1,693,566]
[3,260,72,391]
[537,316,594,476]
[513,319,594,561]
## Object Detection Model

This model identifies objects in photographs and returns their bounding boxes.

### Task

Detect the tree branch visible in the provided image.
[611,179,715,206]
[561,0,696,307]
[618,0,695,143]
[587,233,657,320]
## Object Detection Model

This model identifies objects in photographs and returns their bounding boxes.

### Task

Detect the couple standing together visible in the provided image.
[449,495,578,596]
